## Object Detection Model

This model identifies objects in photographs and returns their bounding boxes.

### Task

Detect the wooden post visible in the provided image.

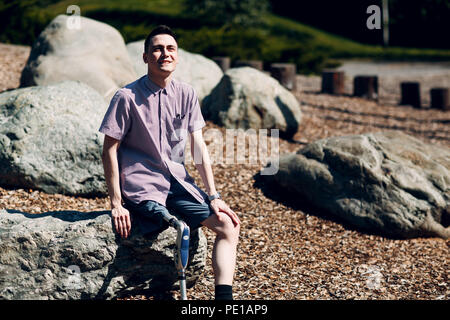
[212,56,230,72]
[321,70,345,95]
[270,63,297,90]
[353,75,378,100]
[234,60,263,71]
[430,88,450,111]
[400,82,421,108]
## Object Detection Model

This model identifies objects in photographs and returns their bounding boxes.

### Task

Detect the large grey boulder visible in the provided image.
[126,40,223,102]
[126,40,147,77]
[202,67,302,139]
[264,131,450,239]
[0,81,107,196]
[0,209,207,300]
[20,14,136,101]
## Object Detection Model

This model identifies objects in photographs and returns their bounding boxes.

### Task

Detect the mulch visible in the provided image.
[0,43,449,300]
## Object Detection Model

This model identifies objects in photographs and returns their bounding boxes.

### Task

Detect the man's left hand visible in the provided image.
[210,198,240,226]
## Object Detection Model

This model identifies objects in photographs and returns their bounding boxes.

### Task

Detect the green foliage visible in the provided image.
[182,0,270,28]
[278,44,329,75]
[1,0,449,75]
[0,0,56,45]
[175,26,332,74]
[388,0,450,48]
[120,24,155,44]
[176,27,266,60]
[269,0,450,49]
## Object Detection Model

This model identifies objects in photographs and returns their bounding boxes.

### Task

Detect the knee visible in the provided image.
[217,214,240,243]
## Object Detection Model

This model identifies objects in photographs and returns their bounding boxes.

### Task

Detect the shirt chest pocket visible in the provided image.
[169,115,188,143]
[173,117,183,129]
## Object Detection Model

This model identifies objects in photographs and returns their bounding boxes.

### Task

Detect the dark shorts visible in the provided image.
[123,175,214,237]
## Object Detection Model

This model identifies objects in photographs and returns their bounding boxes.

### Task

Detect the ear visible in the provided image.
[142,52,148,64]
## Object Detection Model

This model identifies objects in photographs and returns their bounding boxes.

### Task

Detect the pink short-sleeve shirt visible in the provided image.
[99,75,208,206]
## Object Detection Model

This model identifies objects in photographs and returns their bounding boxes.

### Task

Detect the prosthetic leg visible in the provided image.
[158,210,190,300]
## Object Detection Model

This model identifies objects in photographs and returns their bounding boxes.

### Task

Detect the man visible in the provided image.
[99,25,240,300]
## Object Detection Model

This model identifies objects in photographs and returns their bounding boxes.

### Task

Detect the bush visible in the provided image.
[182,0,270,28]
[175,26,333,74]
[0,0,55,45]
[278,43,330,74]
[175,26,267,61]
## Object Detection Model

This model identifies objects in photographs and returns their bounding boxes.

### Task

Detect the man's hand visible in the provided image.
[209,198,240,226]
[102,135,130,238]
[111,204,131,238]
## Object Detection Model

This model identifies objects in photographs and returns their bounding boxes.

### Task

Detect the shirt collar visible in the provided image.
[144,75,174,96]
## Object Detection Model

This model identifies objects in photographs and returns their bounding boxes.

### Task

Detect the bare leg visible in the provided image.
[201,212,240,285]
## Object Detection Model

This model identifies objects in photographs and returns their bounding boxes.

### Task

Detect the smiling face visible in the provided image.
[143,33,178,79]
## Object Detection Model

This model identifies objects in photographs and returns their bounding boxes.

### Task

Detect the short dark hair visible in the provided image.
[144,25,177,53]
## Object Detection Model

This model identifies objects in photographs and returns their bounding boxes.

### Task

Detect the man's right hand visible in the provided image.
[111,204,131,239]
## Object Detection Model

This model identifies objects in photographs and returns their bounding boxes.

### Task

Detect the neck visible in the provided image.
[147,73,172,89]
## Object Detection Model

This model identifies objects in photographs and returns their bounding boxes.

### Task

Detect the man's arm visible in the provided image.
[190,129,240,226]
[102,135,131,238]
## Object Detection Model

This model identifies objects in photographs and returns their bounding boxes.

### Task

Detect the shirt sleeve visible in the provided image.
[187,88,206,133]
[98,90,131,140]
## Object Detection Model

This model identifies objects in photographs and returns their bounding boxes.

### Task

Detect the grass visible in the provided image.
[263,13,450,61]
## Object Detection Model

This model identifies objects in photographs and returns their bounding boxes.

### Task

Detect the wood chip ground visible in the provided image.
[0,44,448,300]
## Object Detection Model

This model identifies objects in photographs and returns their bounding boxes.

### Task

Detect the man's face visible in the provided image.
[143,34,178,77]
